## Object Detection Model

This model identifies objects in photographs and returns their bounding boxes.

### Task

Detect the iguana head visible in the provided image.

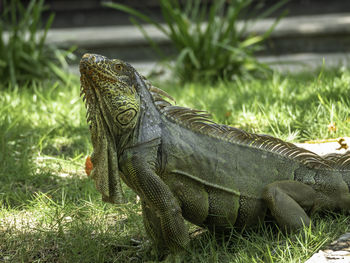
[80,53,141,203]
[80,53,140,132]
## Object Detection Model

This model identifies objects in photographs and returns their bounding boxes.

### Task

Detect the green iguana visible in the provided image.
[80,53,350,253]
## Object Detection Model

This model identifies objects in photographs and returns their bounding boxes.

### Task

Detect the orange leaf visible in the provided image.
[328,122,337,133]
[85,156,93,176]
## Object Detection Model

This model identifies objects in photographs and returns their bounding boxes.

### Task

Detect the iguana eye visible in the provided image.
[115,64,123,71]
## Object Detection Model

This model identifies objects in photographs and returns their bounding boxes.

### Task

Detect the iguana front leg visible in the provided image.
[142,200,167,252]
[262,180,317,231]
[119,153,189,252]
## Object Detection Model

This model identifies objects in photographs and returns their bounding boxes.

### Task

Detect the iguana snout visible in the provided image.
[80,53,140,131]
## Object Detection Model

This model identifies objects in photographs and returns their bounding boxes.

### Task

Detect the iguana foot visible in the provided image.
[262,180,316,232]
[162,251,187,263]
[130,238,170,262]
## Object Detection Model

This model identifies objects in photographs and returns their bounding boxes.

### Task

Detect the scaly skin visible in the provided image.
[80,53,350,253]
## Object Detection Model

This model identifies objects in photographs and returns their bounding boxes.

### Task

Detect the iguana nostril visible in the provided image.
[93,55,105,64]
[82,53,92,59]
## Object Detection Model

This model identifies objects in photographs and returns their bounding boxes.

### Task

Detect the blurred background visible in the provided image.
[36,0,350,27]
[13,0,350,74]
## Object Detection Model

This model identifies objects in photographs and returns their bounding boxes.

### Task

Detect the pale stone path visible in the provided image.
[305,233,350,263]
[296,137,350,156]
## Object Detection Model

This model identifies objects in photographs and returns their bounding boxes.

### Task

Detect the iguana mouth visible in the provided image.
[80,58,114,130]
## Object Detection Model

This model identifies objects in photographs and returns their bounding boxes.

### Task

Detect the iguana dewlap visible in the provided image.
[80,53,350,253]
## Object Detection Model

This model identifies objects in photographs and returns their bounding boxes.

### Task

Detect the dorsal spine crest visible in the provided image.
[145,79,350,171]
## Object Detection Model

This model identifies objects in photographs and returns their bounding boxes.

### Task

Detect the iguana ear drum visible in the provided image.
[116,108,137,126]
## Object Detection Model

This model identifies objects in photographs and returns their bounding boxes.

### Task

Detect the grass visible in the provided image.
[0,68,350,262]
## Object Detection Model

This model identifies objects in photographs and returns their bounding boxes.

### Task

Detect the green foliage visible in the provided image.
[104,0,287,83]
[0,0,73,88]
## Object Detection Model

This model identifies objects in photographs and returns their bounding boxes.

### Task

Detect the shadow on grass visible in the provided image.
[0,211,148,263]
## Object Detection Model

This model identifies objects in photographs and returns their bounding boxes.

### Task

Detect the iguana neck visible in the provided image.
[131,72,162,145]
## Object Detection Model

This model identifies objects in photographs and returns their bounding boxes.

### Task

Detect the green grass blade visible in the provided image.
[255,0,289,20]
[129,17,166,60]
[38,13,55,53]
[7,48,16,87]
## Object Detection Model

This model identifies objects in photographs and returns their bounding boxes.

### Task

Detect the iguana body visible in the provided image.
[80,53,350,252]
